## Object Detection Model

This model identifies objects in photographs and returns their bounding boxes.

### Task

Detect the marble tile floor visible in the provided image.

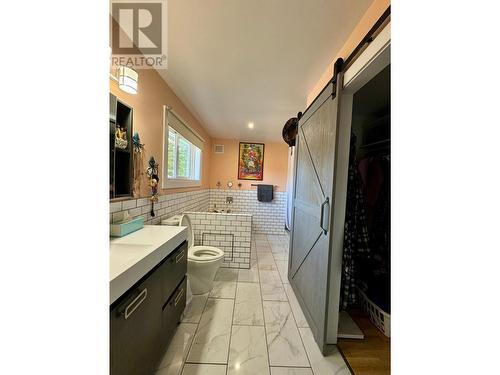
[155,233,351,375]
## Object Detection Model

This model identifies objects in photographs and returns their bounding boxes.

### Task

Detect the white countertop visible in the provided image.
[110,225,187,304]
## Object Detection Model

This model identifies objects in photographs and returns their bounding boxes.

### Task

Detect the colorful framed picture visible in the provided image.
[238,142,265,180]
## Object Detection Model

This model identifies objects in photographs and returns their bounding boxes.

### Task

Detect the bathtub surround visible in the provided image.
[110,188,286,235]
[185,212,252,269]
[209,189,286,235]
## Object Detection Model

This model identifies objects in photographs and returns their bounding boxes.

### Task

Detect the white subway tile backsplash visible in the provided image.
[128,207,141,217]
[110,201,122,213]
[122,200,136,210]
[136,198,149,207]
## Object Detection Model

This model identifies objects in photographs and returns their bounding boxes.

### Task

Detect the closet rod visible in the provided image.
[359,139,390,149]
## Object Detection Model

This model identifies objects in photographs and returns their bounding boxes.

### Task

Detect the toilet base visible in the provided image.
[188,257,224,294]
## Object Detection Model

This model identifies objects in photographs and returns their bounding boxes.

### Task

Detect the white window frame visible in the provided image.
[162,107,203,189]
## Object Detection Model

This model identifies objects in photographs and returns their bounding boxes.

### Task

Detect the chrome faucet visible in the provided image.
[225,196,233,213]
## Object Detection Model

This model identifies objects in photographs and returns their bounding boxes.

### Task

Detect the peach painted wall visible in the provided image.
[110,69,212,197]
[306,0,390,106]
[209,139,289,192]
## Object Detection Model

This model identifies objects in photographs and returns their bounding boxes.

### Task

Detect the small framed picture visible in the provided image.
[238,142,265,180]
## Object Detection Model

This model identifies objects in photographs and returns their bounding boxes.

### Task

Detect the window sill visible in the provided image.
[162,178,201,189]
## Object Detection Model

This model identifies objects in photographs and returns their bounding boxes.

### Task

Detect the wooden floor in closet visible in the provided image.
[337,309,391,375]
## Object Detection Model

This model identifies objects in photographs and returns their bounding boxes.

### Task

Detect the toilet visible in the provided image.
[161,214,225,294]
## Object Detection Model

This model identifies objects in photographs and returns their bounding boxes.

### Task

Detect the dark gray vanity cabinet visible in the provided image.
[110,241,187,375]
[161,277,187,346]
[110,266,162,375]
[160,244,187,303]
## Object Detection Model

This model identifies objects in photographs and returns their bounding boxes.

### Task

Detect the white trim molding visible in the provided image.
[163,179,202,189]
[162,106,203,189]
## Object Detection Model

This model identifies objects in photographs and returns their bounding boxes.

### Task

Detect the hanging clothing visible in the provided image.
[340,133,370,310]
[355,153,391,312]
[358,155,385,229]
[365,155,390,312]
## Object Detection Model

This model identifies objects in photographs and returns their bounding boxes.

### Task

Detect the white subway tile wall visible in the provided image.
[108,189,210,225]
[209,189,286,235]
[185,212,252,269]
[109,188,286,269]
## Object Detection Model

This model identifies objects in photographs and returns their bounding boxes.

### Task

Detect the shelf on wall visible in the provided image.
[110,93,134,199]
[115,147,131,154]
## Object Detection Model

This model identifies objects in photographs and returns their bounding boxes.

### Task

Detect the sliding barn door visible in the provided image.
[289,76,343,354]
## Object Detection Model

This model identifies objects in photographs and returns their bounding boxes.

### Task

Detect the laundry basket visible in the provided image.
[358,288,391,337]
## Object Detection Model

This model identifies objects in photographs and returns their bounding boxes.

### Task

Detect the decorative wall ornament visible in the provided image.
[282,112,302,147]
[132,132,145,198]
[146,156,159,217]
[132,132,145,152]
[238,142,265,180]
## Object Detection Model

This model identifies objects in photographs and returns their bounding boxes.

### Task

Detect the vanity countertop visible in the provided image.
[110,225,187,304]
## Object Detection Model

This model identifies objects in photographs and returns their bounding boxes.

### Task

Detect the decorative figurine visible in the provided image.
[115,125,128,149]
[146,156,159,178]
[132,132,144,152]
[146,157,159,217]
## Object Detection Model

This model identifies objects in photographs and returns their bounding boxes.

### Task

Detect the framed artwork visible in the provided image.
[238,142,265,180]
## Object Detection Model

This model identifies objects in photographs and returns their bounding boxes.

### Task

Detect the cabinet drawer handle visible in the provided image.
[175,250,185,264]
[124,288,147,319]
[174,288,184,307]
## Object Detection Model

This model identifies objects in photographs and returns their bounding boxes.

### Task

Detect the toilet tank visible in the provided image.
[161,214,193,248]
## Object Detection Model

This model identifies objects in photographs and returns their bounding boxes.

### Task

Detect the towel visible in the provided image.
[257,184,273,202]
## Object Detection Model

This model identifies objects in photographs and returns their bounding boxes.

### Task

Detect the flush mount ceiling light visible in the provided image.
[117,66,138,95]
[247,122,254,129]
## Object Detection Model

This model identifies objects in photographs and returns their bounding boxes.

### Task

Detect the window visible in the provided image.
[166,128,201,180]
[163,107,204,188]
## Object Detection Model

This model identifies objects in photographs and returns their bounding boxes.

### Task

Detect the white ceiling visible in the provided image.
[158,0,374,142]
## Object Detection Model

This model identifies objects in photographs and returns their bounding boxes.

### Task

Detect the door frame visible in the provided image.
[326,21,391,343]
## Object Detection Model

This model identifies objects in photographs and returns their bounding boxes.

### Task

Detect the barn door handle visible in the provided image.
[320,198,330,235]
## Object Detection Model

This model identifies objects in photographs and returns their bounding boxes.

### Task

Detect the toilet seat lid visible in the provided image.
[179,214,194,247]
[188,246,225,262]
